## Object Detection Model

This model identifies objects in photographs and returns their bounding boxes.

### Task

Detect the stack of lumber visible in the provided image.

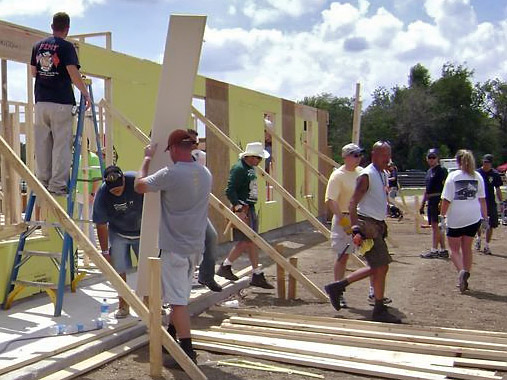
[192,308,507,380]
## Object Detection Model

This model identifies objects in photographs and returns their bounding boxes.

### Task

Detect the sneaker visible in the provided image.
[420,250,439,259]
[163,349,197,369]
[114,307,130,319]
[458,270,470,293]
[474,238,481,251]
[483,247,492,255]
[250,272,275,289]
[198,279,223,292]
[368,295,392,305]
[324,281,347,311]
[216,264,239,281]
[438,249,449,259]
[372,304,402,324]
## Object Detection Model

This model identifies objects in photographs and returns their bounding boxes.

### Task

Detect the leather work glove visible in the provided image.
[481,217,490,232]
[438,215,447,233]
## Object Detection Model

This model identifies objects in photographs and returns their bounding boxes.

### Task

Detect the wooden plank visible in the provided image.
[136,15,206,304]
[0,222,27,240]
[0,20,46,63]
[282,100,296,225]
[149,258,162,377]
[287,257,297,300]
[193,340,447,380]
[225,317,507,361]
[276,264,285,299]
[0,320,139,376]
[39,335,149,380]
[303,142,340,169]
[98,99,149,145]
[352,83,361,144]
[215,308,507,343]
[0,129,204,379]
[207,326,500,380]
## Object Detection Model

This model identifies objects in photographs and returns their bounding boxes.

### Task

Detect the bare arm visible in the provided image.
[495,186,503,203]
[96,223,109,252]
[66,65,91,109]
[30,65,37,77]
[134,144,157,194]
[349,174,369,226]
[479,198,488,220]
[440,198,450,216]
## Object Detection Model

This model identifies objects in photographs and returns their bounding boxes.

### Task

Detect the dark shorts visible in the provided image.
[447,221,481,238]
[357,215,392,268]
[487,202,499,228]
[233,208,258,241]
[427,198,440,224]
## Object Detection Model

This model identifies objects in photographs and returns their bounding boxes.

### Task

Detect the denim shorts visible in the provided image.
[109,230,140,273]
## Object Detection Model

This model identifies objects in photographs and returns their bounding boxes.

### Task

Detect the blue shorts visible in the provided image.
[109,230,139,273]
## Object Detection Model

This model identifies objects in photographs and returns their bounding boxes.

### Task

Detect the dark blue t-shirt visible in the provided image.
[425,165,448,198]
[478,168,503,204]
[92,172,144,236]
[31,36,79,105]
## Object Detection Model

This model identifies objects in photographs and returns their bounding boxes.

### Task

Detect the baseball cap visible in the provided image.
[165,129,197,151]
[426,148,439,158]
[482,154,493,163]
[342,143,364,157]
[103,165,124,190]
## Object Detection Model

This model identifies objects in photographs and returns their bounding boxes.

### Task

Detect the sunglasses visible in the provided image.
[427,156,437,159]
[352,153,362,158]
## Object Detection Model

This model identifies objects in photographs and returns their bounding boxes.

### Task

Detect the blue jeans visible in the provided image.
[198,219,217,283]
[109,230,140,273]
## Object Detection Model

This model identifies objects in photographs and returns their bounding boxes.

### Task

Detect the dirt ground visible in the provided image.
[77,213,507,380]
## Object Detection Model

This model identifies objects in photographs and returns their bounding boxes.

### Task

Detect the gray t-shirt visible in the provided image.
[144,161,212,256]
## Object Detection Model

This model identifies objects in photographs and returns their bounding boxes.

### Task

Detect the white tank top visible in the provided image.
[357,163,387,221]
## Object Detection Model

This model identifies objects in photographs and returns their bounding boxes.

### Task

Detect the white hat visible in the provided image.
[239,142,270,159]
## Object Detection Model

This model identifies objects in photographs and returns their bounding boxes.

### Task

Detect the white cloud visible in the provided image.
[0,0,105,17]
[424,0,477,39]
[242,0,326,26]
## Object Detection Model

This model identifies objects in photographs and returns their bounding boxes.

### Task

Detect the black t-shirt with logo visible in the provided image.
[30,36,80,105]
[425,165,448,198]
[478,168,502,204]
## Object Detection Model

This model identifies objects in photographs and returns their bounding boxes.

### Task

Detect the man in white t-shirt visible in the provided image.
[135,129,212,366]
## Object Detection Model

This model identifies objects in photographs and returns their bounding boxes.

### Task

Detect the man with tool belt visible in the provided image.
[324,141,401,323]
[216,142,274,289]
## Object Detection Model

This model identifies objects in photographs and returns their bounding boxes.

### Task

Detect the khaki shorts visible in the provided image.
[357,215,392,268]
[159,250,199,306]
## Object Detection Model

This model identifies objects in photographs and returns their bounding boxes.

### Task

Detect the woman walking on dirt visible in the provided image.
[440,150,488,293]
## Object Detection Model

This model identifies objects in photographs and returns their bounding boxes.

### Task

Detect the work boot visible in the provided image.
[216,263,239,281]
[324,280,347,311]
[372,302,401,324]
[198,278,223,292]
[250,272,275,289]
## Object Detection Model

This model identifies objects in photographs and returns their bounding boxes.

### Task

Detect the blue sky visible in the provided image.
[1,0,507,104]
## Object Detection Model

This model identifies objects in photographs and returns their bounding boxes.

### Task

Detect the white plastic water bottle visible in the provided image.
[100,298,109,322]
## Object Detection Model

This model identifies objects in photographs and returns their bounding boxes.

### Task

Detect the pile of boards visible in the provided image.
[192,308,507,380]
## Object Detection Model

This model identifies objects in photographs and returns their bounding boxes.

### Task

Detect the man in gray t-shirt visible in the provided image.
[135,129,211,366]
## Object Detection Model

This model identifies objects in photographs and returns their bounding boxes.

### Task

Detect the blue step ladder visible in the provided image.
[2,80,105,317]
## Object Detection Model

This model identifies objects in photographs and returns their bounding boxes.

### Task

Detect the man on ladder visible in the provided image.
[31,11,91,195]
